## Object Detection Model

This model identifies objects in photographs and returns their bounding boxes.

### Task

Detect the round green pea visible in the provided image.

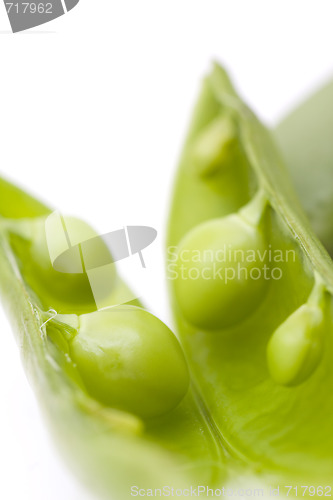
[174,214,268,330]
[267,304,325,386]
[11,216,115,313]
[69,306,189,419]
[191,115,236,177]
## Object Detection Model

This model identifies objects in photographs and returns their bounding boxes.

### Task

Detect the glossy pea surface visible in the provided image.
[69,307,189,419]
[267,303,325,386]
[9,216,115,313]
[174,213,268,329]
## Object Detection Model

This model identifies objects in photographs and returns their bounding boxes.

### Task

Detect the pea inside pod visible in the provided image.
[167,63,333,486]
[174,192,269,329]
[7,215,115,313]
[267,303,325,386]
[3,64,333,498]
[53,306,190,419]
[267,279,328,386]
[1,177,214,495]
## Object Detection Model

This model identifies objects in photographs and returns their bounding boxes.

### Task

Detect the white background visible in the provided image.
[0,1,333,498]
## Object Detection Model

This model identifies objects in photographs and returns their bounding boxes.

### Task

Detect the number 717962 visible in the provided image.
[5,3,53,14]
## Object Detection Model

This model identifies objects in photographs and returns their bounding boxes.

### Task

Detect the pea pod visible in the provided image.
[167,63,333,487]
[275,79,333,257]
[0,178,228,498]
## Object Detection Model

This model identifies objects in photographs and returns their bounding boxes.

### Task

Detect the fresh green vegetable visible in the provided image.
[174,192,269,329]
[0,178,226,499]
[167,63,333,487]
[65,307,189,419]
[267,278,327,386]
[275,79,333,257]
[1,64,333,499]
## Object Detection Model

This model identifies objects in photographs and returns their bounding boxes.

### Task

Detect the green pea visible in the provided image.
[68,306,189,419]
[9,216,115,313]
[191,114,237,177]
[267,303,326,387]
[4,64,333,497]
[174,206,268,330]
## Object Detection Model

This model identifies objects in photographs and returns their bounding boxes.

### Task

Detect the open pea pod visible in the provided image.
[275,79,333,257]
[3,67,333,498]
[0,178,229,499]
[167,64,333,488]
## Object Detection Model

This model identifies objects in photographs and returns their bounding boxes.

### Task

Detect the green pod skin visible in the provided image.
[3,67,333,500]
[167,64,333,487]
[0,176,225,498]
[4,208,190,419]
[174,212,268,330]
[59,306,190,419]
[275,80,333,257]
[191,114,237,177]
